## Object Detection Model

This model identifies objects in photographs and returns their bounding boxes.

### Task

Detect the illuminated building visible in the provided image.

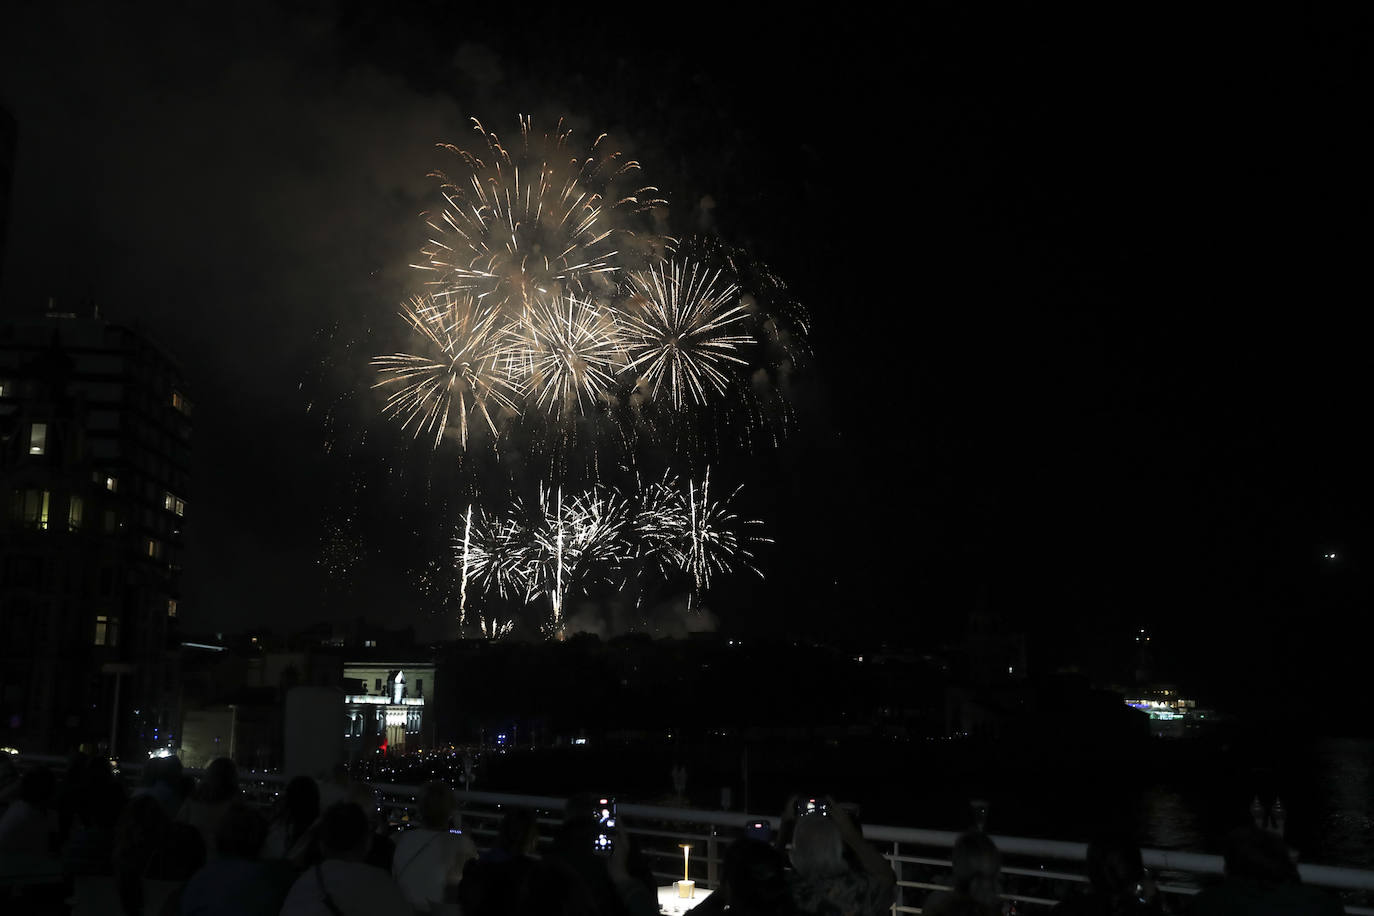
[1122,686,1202,737]
[343,660,435,757]
[0,312,191,756]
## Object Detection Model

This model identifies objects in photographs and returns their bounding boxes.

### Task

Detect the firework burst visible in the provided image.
[363,118,805,640]
[452,472,765,637]
[675,469,769,592]
[511,293,627,417]
[463,508,537,604]
[416,116,664,311]
[621,259,753,409]
[372,294,523,449]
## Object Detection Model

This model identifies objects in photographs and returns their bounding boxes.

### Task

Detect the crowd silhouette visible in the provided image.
[0,758,1354,914]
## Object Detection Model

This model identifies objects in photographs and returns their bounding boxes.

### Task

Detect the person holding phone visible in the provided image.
[787,796,895,916]
[545,793,658,916]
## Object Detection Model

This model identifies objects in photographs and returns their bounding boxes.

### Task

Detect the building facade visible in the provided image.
[0,313,191,757]
[0,105,14,288]
[342,661,434,757]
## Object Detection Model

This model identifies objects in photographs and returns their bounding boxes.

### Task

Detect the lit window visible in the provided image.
[162,492,185,516]
[167,598,178,618]
[170,390,192,416]
[29,423,47,455]
[68,496,83,531]
[14,489,50,529]
[105,476,118,493]
[144,538,163,560]
[94,615,119,647]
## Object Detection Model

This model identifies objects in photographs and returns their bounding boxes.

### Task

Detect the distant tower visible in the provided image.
[1133,626,1154,684]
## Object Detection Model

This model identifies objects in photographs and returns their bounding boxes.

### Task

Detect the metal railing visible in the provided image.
[346,780,1374,915]
[10,756,1374,914]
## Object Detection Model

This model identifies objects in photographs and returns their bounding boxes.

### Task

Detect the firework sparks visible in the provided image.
[372,294,522,449]
[511,293,626,416]
[622,260,753,409]
[464,508,538,604]
[375,121,808,461]
[417,116,664,312]
[676,468,769,592]
[370,119,802,640]
[453,473,765,636]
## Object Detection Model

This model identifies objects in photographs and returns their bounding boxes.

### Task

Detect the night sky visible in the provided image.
[1,5,1368,713]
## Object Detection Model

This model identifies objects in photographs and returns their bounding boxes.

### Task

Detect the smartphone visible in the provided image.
[795,797,828,816]
[595,796,616,853]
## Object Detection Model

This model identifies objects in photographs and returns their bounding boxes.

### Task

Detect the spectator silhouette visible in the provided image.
[922,831,1002,916]
[460,807,541,916]
[0,751,19,795]
[280,801,412,916]
[57,752,95,845]
[511,857,601,916]
[179,757,238,858]
[691,837,796,916]
[1055,832,1162,914]
[317,763,351,810]
[61,756,127,877]
[137,755,188,819]
[348,781,397,872]
[1189,824,1342,916]
[264,775,320,860]
[788,800,895,916]
[180,801,291,916]
[391,780,477,912]
[111,793,206,916]
[0,765,58,854]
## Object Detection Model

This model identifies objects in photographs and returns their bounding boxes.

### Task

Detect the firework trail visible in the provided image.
[525,484,630,633]
[458,504,473,624]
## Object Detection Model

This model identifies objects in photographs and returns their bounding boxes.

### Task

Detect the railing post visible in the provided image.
[707,827,719,889]
[890,840,901,915]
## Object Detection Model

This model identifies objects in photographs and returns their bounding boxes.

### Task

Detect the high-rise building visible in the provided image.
[0,312,191,757]
[0,105,14,288]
